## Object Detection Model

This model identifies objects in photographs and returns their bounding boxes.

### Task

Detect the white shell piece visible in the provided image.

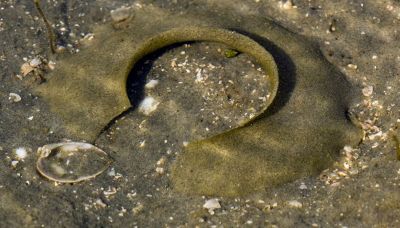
[36,142,112,183]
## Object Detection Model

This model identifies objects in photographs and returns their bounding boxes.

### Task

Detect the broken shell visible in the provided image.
[203,198,221,215]
[29,57,42,67]
[36,142,112,183]
[8,93,21,102]
[20,62,35,76]
[110,6,132,23]
[138,96,160,116]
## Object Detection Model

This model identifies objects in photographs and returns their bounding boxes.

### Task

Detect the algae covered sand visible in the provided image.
[1,0,400,227]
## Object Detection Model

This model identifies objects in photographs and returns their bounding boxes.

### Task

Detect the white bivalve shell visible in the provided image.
[36,142,112,183]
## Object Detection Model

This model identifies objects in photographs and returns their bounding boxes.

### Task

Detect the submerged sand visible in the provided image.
[0,0,399,227]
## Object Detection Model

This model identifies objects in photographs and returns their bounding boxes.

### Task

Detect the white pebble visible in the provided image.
[299,183,308,190]
[9,93,21,102]
[347,63,358,70]
[203,198,221,214]
[108,168,116,176]
[110,6,132,22]
[195,69,204,83]
[155,167,164,174]
[11,160,19,168]
[145,80,159,89]
[139,140,146,148]
[29,57,41,67]
[343,145,353,153]
[48,61,56,70]
[14,147,28,160]
[287,200,302,208]
[362,86,373,97]
[279,0,295,9]
[138,97,160,116]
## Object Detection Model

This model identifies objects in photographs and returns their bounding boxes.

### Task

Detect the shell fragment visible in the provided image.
[36,142,112,183]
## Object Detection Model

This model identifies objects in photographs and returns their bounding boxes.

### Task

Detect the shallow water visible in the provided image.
[0,0,400,227]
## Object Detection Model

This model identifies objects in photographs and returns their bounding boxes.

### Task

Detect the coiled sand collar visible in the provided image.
[35,6,362,196]
[126,27,279,119]
[36,27,278,142]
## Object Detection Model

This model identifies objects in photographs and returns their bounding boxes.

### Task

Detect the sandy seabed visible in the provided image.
[0,0,400,227]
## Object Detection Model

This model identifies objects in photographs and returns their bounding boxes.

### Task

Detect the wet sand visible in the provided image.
[0,0,400,227]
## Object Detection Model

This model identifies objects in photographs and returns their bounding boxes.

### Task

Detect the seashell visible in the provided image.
[36,142,112,183]
[8,93,22,102]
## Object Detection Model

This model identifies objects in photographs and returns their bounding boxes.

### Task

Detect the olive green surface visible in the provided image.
[35,11,278,142]
[34,6,362,197]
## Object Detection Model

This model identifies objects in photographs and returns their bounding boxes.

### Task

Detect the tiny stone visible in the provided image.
[347,63,358,70]
[9,93,21,102]
[280,0,294,9]
[155,167,164,175]
[145,80,159,89]
[343,145,353,153]
[362,86,373,97]
[287,200,302,208]
[132,204,144,215]
[203,198,221,214]
[299,183,307,190]
[138,97,160,116]
[11,160,19,168]
[156,157,166,166]
[108,168,116,176]
[48,61,56,70]
[29,57,41,67]
[110,6,132,22]
[95,199,107,208]
[14,147,28,160]
[20,63,34,76]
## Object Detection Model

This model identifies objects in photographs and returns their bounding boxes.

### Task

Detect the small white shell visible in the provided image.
[8,93,22,102]
[138,96,160,116]
[36,142,112,183]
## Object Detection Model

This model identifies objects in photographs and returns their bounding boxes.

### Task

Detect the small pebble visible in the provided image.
[138,97,160,116]
[9,93,21,102]
[362,86,373,97]
[110,6,132,22]
[347,63,358,70]
[11,160,19,168]
[14,147,28,160]
[20,63,34,76]
[203,198,221,215]
[299,183,308,190]
[155,167,164,175]
[132,204,144,215]
[29,57,41,67]
[279,0,295,9]
[48,61,56,70]
[95,199,107,208]
[287,200,302,208]
[145,80,159,89]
